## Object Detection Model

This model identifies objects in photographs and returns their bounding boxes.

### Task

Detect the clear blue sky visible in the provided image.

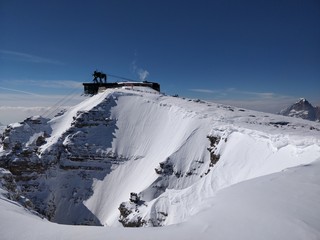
[0,0,319,123]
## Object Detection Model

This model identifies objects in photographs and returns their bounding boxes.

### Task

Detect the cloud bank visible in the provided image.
[1,79,82,90]
[189,88,298,113]
[0,78,85,124]
[0,92,87,125]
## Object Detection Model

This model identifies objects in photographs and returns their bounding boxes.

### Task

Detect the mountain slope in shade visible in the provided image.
[279,98,320,121]
[0,87,320,239]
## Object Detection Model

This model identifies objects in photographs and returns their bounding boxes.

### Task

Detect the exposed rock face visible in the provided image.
[0,116,51,179]
[0,98,125,225]
[207,135,221,166]
[279,98,320,122]
[0,168,35,210]
[118,193,147,227]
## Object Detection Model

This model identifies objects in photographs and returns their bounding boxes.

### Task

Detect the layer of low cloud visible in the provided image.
[1,79,82,90]
[213,98,296,114]
[189,89,218,94]
[0,106,51,126]
[0,78,86,124]
[0,93,87,125]
[189,88,299,113]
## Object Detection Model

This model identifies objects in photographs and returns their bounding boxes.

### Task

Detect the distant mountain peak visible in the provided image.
[298,97,307,103]
[296,98,313,105]
[280,98,319,122]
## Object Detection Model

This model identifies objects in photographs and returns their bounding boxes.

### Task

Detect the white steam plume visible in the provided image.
[138,69,149,81]
[131,60,150,81]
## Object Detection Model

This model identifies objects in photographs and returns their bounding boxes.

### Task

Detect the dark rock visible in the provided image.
[207,135,221,166]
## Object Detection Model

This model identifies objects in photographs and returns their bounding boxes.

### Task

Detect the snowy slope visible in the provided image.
[1,87,320,238]
[1,159,320,240]
[82,89,320,226]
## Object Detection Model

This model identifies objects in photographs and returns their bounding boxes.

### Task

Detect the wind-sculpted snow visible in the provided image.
[0,88,320,235]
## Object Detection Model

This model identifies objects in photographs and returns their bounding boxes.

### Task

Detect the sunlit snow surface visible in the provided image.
[1,88,320,239]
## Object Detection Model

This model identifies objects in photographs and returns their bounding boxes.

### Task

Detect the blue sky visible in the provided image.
[0,0,319,124]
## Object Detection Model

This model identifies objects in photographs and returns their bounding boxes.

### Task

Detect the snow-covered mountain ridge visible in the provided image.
[1,88,320,233]
[280,98,320,121]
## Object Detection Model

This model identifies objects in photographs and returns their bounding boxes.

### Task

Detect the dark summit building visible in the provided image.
[83,71,160,95]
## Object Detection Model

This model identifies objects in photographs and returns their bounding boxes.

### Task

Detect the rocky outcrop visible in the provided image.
[0,98,126,226]
[118,193,147,227]
[207,135,221,166]
[0,168,35,210]
[0,116,51,183]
